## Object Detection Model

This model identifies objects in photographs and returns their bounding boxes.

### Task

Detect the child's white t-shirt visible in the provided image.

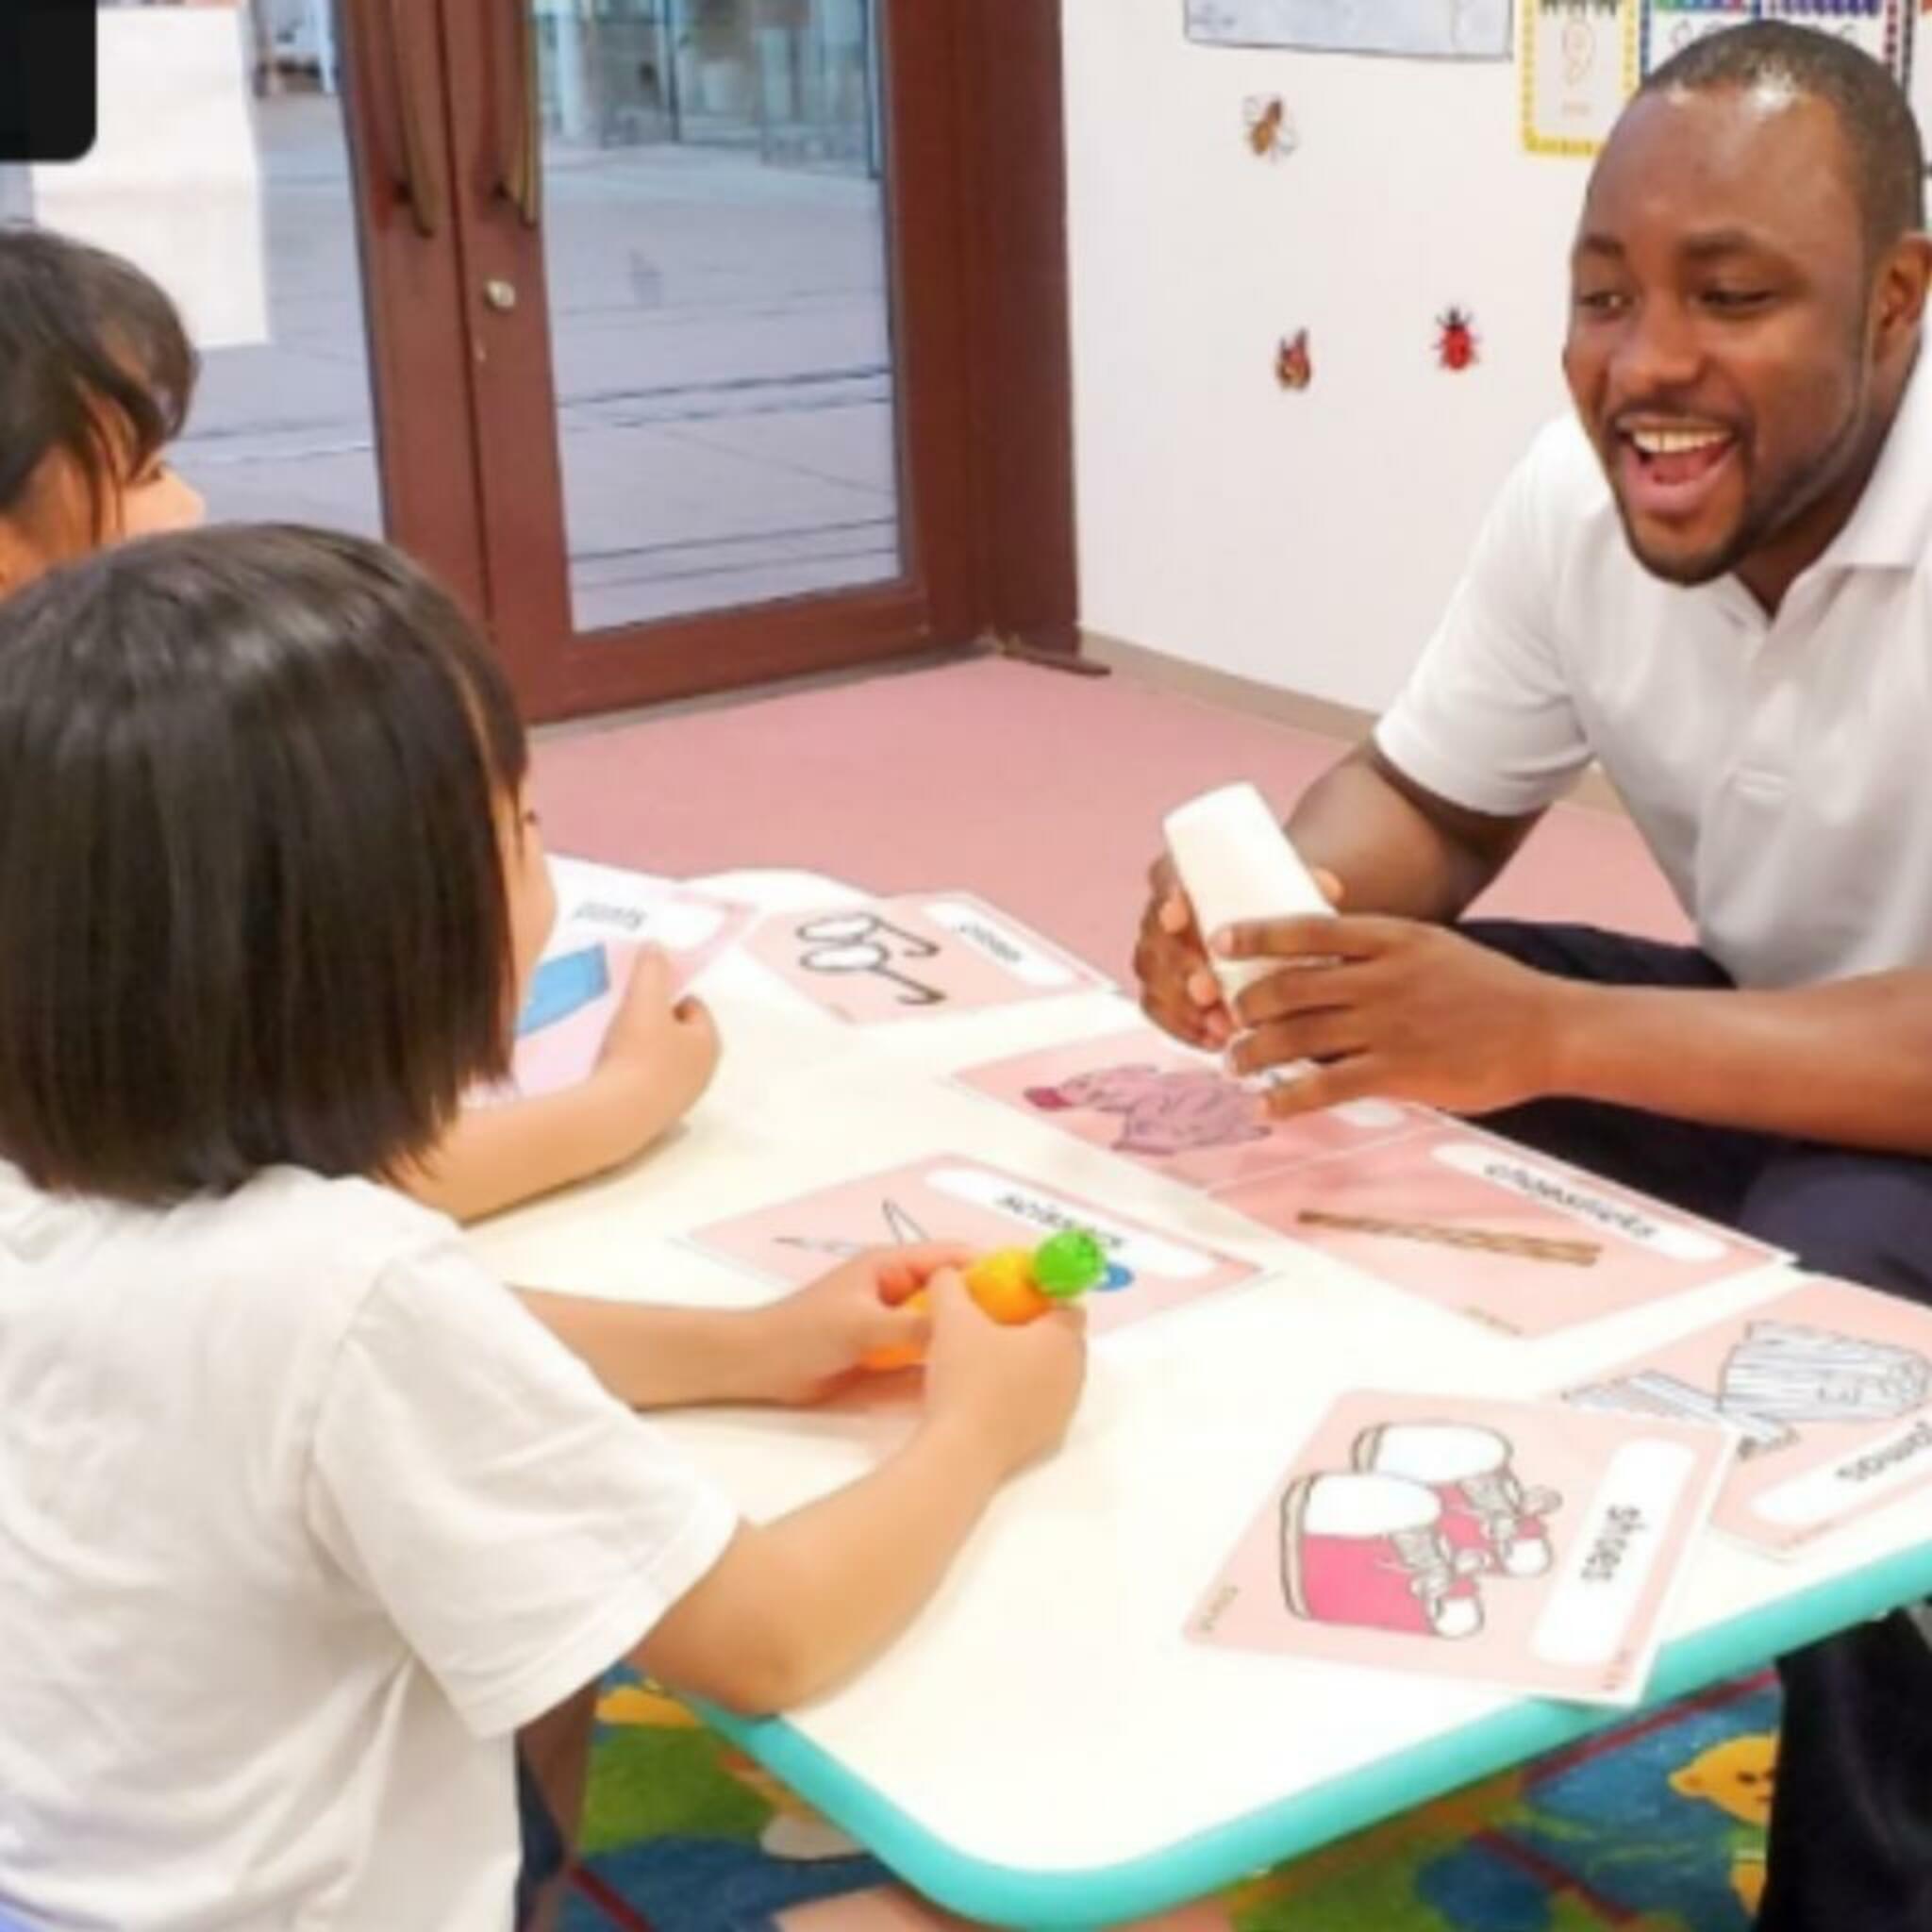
[0,1160,740,1931]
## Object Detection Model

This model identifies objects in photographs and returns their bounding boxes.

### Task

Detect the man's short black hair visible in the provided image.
[0,225,197,538]
[1641,21,1925,254]
[0,525,529,1204]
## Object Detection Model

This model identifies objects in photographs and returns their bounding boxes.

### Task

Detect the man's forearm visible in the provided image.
[1552,971,1932,1155]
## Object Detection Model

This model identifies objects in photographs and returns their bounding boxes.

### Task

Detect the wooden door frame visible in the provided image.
[432,0,1077,723]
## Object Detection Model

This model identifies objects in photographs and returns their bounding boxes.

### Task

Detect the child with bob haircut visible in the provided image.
[0,222,718,1221]
[0,525,1085,1931]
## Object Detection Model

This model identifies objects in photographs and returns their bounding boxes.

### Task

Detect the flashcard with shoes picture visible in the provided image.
[686,1155,1261,1336]
[1563,1278,1932,1557]
[1216,1122,1788,1337]
[743,893,1107,1024]
[956,1025,1429,1192]
[1189,1391,1731,1706]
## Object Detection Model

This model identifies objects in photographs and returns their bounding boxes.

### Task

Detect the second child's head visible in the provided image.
[0,226,206,595]
[0,525,556,1205]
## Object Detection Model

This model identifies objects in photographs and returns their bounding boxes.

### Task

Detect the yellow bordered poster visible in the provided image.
[1523,1,1642,156]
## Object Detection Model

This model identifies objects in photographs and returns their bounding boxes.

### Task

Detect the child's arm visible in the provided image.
[633,1271,1085,1714]
[403,952,721,1223]
[517,1246,961,1409]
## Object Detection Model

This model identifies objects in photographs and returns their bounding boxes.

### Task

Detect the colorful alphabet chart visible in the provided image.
[1565,1277,1932,1555]
[1189,1391,1731,1706]
[1524,1,1642,155]
[687,1154,1261,1335]
[1642,0,1907,78]
[744,893,1107,1024]
[1755,0,1907,79]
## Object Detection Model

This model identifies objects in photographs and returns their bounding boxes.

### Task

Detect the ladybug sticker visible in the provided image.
[1275,328,1312,391]
[1436,307,1479,372]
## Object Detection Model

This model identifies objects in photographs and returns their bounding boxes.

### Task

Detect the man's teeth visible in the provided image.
[1628,426,1730,457]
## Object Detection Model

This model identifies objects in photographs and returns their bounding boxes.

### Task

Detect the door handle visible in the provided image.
[375,0,445,237]
[499,0,543,227]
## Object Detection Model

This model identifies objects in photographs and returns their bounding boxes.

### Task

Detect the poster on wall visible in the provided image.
[1186,0,1515,59]
[1639,0,1756,75]
[1914,3,1932,168]
[1757,1,1907,79]
[1523,0,1642,155]
[1641,1,1907,82]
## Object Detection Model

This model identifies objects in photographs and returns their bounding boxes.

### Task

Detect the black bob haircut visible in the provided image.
[1641,20,1926,254]
[0,525,529,1205]
[0,225,197,539]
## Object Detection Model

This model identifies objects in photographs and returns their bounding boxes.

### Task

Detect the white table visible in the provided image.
[469,870,1932,1930]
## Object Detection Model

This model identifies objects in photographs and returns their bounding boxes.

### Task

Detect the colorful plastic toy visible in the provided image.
[863,1229,1109,1371]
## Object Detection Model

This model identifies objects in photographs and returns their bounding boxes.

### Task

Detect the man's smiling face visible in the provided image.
[1563,83,1880,599]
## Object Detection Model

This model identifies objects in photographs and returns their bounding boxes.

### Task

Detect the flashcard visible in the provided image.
[1221,1123,1785,1336]
[687,1156,1261,1335]
[484,858,754,1102]
[545,854,756,984]
[1524,1,1641,156]
[1189,1391,1730,1707]
[1564,1278,1932,1555]
[957,1026,1426,1192]
[743,893,1107,1024]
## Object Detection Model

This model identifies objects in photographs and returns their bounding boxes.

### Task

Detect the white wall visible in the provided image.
[1062,0,1598,712]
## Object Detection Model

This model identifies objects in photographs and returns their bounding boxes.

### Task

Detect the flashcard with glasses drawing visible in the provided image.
[1188,1391,1731,1707]
[686,1155,1260,1335]
[743,893,1108,1024]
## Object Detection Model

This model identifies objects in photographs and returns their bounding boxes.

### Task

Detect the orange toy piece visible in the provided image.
[860,1231,1106,1371]
[961,1247,1053,1324]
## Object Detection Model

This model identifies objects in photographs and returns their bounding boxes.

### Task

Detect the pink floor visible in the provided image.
[531,656,1687,974]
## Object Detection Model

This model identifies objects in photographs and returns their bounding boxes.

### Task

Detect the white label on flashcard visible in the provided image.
[1532,1439,1695,1667]
[1753,1416,1932,1528]
[926,1165,1217,1278]
[562,897,730,950]
[1433,1142,1728,1262]
[921,900,1077,989]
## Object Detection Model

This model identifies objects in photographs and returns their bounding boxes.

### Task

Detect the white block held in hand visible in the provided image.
[1162,782,1333,1006]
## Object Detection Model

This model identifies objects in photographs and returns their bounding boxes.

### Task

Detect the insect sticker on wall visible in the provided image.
[1242,92,1297,158]
[1436,306,1479,371]
[1274,328,1312,391]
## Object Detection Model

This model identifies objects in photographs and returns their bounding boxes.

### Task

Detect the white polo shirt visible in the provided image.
[1375,353,1932,990]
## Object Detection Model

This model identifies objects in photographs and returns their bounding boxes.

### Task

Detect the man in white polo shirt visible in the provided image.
[1136,23,1932,1930]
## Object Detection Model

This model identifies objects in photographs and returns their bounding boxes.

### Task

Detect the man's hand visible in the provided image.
[1217,913,1574,1117]
[1133,855,1231,1047]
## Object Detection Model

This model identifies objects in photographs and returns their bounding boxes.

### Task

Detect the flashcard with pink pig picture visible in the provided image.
[687,1155,1262,1336]
[1219,1123,1787,1337]
[1188,1391,1731,1707]
[743,893,1107,1024]
[956,1025,1428,1192]
[1563,1277,1932,1557]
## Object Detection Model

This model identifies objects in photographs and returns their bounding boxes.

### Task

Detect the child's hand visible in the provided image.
[588,947,722,1158]
[921,1269,1087,1479]
[745,1244,969,1405]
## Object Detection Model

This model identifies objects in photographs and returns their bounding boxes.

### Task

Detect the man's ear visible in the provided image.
[1874,232,1932,361]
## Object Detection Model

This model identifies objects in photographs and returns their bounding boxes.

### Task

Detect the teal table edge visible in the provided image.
[697,1535,1932,1930]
